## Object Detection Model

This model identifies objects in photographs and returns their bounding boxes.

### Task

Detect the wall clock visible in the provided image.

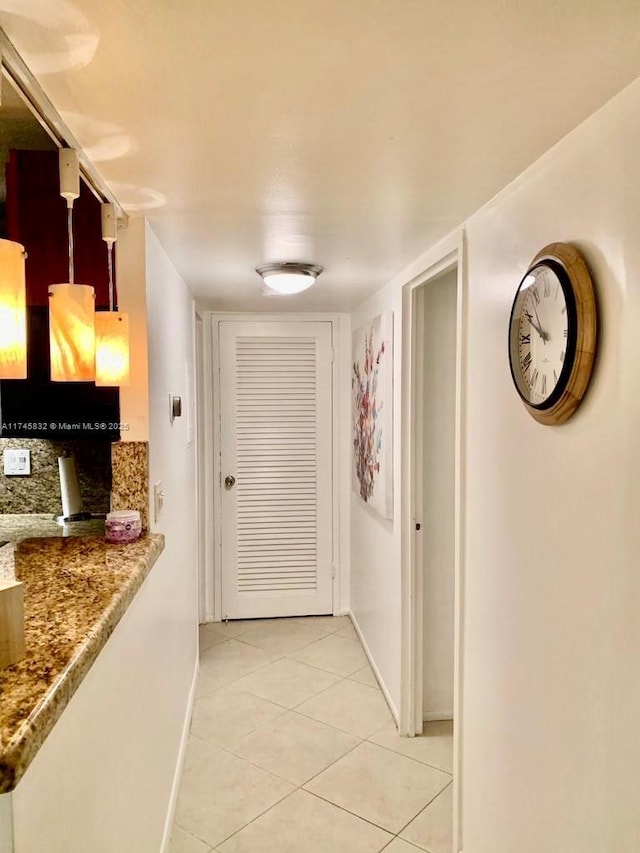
[508,242,597,426]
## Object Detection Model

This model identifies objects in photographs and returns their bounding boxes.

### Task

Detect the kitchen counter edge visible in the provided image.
[0,533,165,793]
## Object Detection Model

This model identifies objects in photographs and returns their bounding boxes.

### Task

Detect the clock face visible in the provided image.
[508,261,576,409]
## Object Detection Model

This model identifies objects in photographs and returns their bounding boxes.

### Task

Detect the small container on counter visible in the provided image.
[105,510,142,544]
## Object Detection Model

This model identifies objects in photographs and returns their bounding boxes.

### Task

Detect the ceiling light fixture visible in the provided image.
[256,262,323,295]
[48,149,96,381]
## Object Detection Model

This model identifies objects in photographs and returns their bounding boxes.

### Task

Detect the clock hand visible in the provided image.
[524,311,547,342]
[530,301,549,343]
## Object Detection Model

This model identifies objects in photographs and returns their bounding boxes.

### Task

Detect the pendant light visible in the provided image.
[95,203,130,386]
[48,149,96,382]
[0,238,27,379]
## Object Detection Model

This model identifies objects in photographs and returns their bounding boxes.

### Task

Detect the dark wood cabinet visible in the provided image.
[0,150,120,439]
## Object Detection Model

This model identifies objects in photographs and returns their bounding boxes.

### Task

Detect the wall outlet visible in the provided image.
[3,449,31,476]
[153,481,164,523]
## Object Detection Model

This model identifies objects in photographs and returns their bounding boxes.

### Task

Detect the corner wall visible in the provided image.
[459,75,640,853]
[116,217,150,442]
[350,282,404,714]
[8,222,199,853]
[144,221,198,843]
[350,75,640,851]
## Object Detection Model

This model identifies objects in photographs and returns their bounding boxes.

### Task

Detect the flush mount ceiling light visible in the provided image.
[256,262,323,295]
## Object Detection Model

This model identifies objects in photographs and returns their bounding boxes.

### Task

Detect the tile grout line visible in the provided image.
[172,818,218,851]
[362,734,455,776]
[213,714,363,786]
[379,835,428,852]
[180,733,302,847]
[212,738,391,850]
[194,642,377,754]
[199,634,367,690]
[177,616,372,850]
[196,702,450,844]
[391,778,454,845]
[199,662,356,717]
[209,728,374,848]
[237,628,330,654]
[299,787,402,838]
[185,618,451,852]
[189,704,394,843]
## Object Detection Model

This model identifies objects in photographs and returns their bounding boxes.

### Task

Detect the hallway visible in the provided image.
[170,617,453,852]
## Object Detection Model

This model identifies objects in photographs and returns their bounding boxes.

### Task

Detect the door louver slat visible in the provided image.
[235,336,319,597]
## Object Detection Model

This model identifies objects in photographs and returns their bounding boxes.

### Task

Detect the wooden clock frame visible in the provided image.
[509,242,597,426]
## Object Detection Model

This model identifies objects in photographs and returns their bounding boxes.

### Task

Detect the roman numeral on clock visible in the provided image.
[531,368,539,388]
[541,375,547,396]
[520,334,531,345]
[522,351,532,372]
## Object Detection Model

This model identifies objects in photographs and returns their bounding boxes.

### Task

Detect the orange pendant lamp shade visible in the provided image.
[95,311,130,386]
[48,283,96,381]
[0,239,27,379]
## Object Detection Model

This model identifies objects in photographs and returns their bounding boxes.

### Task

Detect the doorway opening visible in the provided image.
[401,237,463,853]
[415,268,457,723]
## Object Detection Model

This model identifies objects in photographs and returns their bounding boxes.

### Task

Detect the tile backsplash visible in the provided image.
[0,439,111,515]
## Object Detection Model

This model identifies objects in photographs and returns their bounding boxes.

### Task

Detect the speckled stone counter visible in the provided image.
[0,533,164,793]
[0,513,105,542]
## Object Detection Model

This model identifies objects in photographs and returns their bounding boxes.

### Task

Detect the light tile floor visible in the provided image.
[170,616,453,852]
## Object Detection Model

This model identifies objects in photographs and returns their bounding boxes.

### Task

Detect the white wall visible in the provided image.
[350,75,640,851]
[10,540,196,853]
[144,219,198,616]
[7,221,200,852]
[350,283,404,714]
[144,221,198,847]
[421,271,456,720]
[459,76,640,853]
[116,218,150,442]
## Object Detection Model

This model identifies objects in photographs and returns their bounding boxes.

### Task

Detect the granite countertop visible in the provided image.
[0,513,106,542]
[0,533,164,793]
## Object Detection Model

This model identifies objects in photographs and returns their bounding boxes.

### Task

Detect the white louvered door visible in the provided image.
[219,321,333,619]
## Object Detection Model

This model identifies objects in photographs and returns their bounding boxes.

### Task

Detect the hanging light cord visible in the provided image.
[107,242,114,311]
[67,202,74,284]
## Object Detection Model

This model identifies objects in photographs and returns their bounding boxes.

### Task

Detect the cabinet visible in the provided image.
[0,150,120,439]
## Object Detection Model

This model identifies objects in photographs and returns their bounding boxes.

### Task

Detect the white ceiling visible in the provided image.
[2,0,640,310]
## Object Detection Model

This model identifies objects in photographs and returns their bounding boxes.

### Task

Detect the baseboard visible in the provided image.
[347,610,399,724]
[159,654,199,853]
[0,792,13,853]
[423,710,454,722]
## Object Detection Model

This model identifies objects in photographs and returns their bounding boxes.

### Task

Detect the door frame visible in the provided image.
[201,312,348,623]
[194,310,208,624]
[399,229,466,853]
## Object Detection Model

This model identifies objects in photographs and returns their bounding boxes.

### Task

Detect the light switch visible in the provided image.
[153,481,164,523]
[3,449,31,476]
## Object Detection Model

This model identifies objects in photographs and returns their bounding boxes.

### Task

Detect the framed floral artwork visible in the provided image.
[351,311,393,519]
